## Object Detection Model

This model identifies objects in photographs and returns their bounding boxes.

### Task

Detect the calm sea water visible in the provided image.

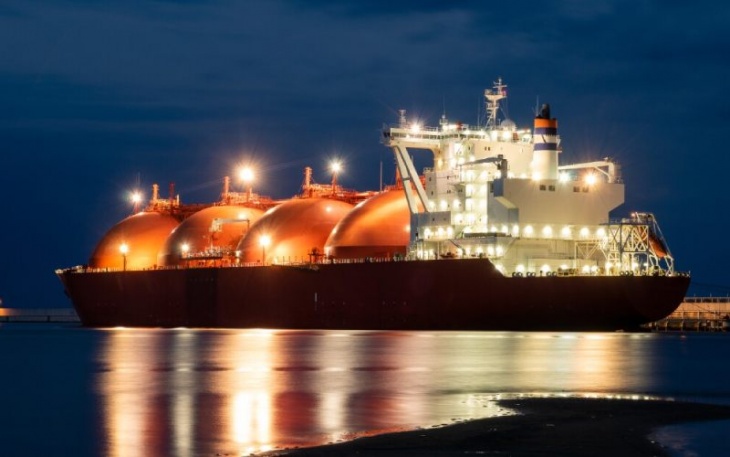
[1,324,729,456]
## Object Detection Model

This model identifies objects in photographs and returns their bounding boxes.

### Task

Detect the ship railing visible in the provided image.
[658,299,730,321]
[58,259,691,277]
[386,129,526,144]
[683,296,730,304]
[241,257,406,267]
[385,123,531,144]
[668,311,730,320]
[647,317,729,332]
[271,256,405,266]
[508,270,679,278]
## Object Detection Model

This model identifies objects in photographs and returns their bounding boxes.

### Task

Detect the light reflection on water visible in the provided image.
[94,330,693,456]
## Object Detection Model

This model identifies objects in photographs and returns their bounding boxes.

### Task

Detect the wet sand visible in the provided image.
[262,398,730,456]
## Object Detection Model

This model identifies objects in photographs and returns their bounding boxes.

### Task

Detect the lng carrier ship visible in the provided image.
[56,79,690,330]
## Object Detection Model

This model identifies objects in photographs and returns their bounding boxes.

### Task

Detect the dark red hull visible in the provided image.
[57,258,689,331]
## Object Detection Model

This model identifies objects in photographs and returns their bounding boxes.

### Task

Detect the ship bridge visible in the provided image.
[378,79,674,278]
[382,80,535,228]
[381,79,536,241]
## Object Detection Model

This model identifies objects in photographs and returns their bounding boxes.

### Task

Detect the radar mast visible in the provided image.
[485,78,507,129]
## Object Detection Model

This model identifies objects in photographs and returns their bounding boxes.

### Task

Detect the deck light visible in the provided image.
[259,235,271,265]
[130,191,142,213]
[330,160,342,193]
[239,167,254,183]
[119,243,129,271]
[239,167,255,201]
[330,160,342,174]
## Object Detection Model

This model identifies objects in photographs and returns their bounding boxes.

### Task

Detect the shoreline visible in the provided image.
[261,398,730,456]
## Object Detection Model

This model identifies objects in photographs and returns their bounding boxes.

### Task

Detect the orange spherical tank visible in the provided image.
[89,211,180,270]
[158,205,265,267]
[325,189,413,259]
[237,198,353,264]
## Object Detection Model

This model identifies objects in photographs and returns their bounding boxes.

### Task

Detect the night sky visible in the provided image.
[1,1,729,308]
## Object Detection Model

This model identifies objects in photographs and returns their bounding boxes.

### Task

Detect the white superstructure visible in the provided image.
[383,78,674,276]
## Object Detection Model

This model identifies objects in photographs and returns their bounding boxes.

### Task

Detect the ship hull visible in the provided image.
[57,258,689,331]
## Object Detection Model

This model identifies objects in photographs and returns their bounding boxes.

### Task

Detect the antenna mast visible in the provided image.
[484,77,507,128]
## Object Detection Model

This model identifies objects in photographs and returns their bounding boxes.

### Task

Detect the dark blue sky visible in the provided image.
[1,0,729,307]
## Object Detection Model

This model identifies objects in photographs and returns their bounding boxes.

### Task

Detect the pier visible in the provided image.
[646,297,730,332]
[0,308,80,323]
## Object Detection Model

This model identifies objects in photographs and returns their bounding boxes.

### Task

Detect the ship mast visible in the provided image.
[485,78,507,129]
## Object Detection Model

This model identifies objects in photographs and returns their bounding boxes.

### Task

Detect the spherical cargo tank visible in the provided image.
[89,211,180,270]
[325,189,414,259]
[158,205,265,267]
[237,198,353,264]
